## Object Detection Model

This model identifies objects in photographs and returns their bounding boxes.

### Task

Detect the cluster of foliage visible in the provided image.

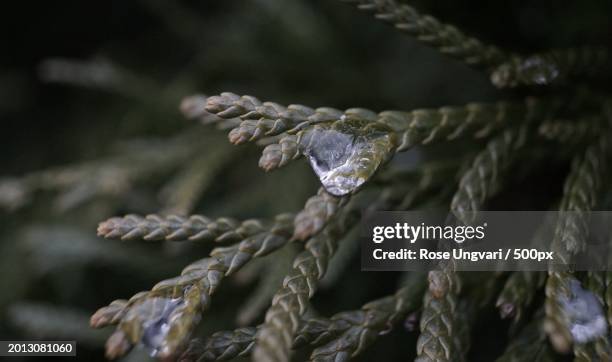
[2,1,611,361]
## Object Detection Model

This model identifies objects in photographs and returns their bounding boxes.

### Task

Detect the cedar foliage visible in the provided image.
[1,1,612,361]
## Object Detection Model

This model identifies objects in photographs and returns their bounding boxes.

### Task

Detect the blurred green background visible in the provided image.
[0,1,610,361]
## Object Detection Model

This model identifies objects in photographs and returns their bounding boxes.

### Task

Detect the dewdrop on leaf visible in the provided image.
[559,279,607,344]
[298,119,395,196]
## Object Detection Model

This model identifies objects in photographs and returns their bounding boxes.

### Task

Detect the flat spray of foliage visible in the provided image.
[3,1,612,361]
[93,1,612,361]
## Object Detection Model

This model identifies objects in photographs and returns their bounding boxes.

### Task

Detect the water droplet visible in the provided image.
[129,297,184,357]
[298,119,395,196]
[559,279,607,344]
[521,57,560,85]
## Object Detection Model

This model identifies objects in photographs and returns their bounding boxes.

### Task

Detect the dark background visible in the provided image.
[0,1,610,361]
[3,0,610,173]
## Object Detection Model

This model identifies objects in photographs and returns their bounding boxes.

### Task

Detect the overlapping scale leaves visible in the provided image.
[86,1,612,362]
[92,214,294,359]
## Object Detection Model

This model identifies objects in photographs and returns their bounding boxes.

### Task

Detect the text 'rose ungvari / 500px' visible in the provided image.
[362,211,612,272]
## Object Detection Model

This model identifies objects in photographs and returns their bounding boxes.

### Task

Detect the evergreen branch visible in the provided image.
[179,327,257,361]
[491,47,609,88]
[545,133,611,353]
[556,134,611,256]
[416,154,472,362]
[252,233,337,362]
[92,213,294,359]
[184,92,344,144]
[179,321,339,362]
[339,0,508,69]
[104,162,440,360]
[538,116,605,144]
[450,126,528,224]
[293,317,346,350]
[178,162,456,362]
[417,152,503,362]
[293,188,347,241]
[188,92,565,157]
[178,272,426,362]
[180,94,241,130]
[253,213,356,362]
[264,98,560,157]
[380,98,560,152]
[97,214,278,243]
[309,271,426,361]
[183,93,573,199]
[415,270,461,362]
